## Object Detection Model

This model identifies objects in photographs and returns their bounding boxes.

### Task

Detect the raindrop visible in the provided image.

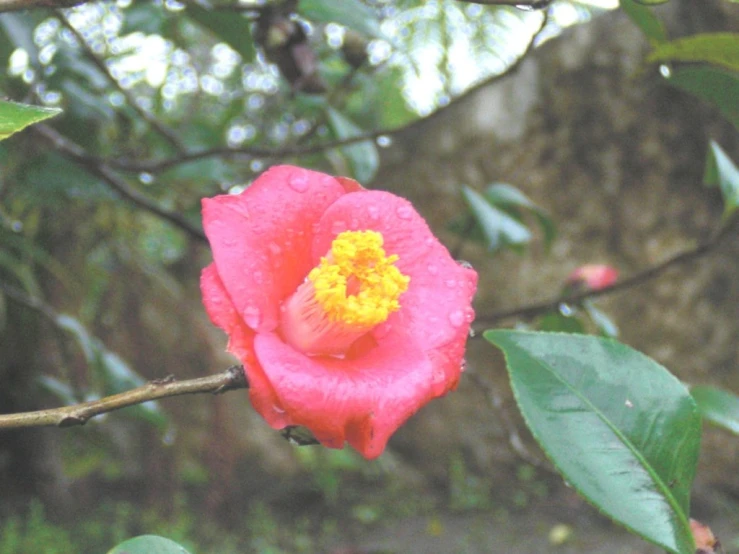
[456,260,474,270]
[659,64,671,78]
[139,172,154,184]
[445,279,457,288]
[376,135,392,148]
[625,399,633,408]
[448,310,465,327]
[10,220,23,232]
[331,220,347,235]
[269,242,282,256]
[396,205,413,220]
[288,173,309,192]
[367,205,380,220]
[468,328,476,338]
[465,308,475,322]
[243,305,261,328]
[558,303,574,317]
[427,264,439,275]
[272,404,286,414]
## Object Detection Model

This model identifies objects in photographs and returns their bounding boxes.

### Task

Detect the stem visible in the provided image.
[0,366,247,430]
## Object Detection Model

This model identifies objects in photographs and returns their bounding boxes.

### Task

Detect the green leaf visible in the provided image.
[185,3,256,62]
[483,183,556,250]
[619,0,667,44]
[583,300,619,337]
[326,107,379,183]
[537,311,586,334]
[462,186,531,252]
[648,33,739,73]
[691,385,739,435]
[0,100,61,141]
[299,0,383,38]
[484,330,700,554]
[703,140,739,219]
[121,2,167,35]
[107,535,192,554]
[666,66,739,130]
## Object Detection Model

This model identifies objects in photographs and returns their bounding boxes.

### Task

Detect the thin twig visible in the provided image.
[33,124,207,242]
[55,10,186,153]
[474,215,738,326]
[0,367,248,430]
[103,11,550,174]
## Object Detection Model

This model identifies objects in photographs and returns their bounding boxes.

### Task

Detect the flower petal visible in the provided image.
[201,264,291,428]
[200,264,256,366]
[202,165,346,332]
[253,330,435,459]
[311,190,478,352]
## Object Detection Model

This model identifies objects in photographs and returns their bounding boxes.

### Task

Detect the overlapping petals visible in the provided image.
[201,165,477,459]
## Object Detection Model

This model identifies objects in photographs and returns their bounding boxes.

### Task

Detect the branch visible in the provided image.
[103,11,550,174]
[455,0,551,6]
[474,214,739,326]
[0,0,87,13]
[33,124,207,242]
[0,367,248,430]
[55,11,186,153]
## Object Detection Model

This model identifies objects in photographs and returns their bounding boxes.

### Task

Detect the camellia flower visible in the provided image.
[200,165,477,459]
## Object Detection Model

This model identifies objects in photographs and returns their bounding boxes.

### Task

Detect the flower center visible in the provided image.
[280,230,410,356]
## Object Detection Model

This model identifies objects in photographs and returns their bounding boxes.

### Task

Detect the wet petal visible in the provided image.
[253,330,435,459]
[202,165,346,332]
[311,190,478,352]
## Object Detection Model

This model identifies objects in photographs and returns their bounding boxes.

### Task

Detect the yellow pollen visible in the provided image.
[308,230,409,327]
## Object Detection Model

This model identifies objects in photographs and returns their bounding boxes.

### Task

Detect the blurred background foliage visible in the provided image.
[1,0,738,552]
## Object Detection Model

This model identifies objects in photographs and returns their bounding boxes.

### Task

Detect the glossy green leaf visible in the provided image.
[326,107,379,183]
[107,535,192,554]
[691,385,739,435]
[703,140,739,218]
[620,0,667,44]
[0,100,61,141]
[648,33,739,73]
[485,330,700,554]
[299,0,383,38]
[185,3,256,62]
[666,66,739,130]
[462,186,531,252]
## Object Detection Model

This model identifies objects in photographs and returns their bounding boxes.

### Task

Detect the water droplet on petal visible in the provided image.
[272,404,286,414]
[468,328,476,338]
[465,308,475,322]
[269,242,282,256]
[448,310,465,327]
[288,173,309,192]
[253,271,264,284]
[395,205,413,220]
[424,237,435,248]
[367,205,380,220]
[331,220,347,235]
[243,305,262,328]
[427,264,439,275]
[445,279,457,289]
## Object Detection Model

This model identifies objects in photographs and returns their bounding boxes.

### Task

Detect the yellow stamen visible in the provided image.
[280,230,410,356]
[310,231,409,326]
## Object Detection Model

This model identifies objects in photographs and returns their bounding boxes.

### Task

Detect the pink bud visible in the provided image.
[566,264,618,291]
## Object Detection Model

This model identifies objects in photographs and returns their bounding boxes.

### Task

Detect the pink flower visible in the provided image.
[200,165,477,459]
[565,264,619,292]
